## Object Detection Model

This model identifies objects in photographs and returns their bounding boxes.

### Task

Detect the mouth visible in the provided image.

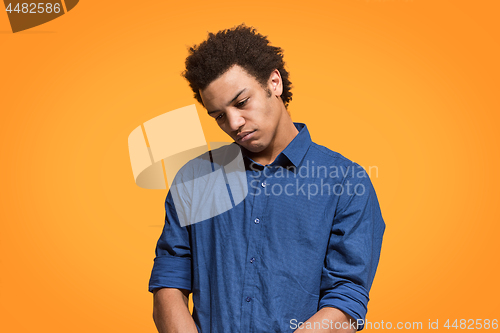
[236,130,256,142]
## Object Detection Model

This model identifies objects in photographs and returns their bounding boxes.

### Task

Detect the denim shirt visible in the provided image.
[149,122,385,332]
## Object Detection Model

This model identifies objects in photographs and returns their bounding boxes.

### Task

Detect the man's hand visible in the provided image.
[152,288,199,333]
[293,307,357,333]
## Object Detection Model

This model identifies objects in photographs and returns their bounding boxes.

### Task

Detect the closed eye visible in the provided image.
[236,98,249,108]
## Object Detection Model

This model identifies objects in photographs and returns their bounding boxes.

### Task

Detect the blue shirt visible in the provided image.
[149,122,385,332]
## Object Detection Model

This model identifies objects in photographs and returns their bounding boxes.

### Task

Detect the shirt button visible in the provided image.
[261,182,266,188]
[246,297,251,302]
[250,257,255,263]
[254,218,260,224]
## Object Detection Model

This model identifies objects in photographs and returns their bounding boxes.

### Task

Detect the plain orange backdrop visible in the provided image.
[1,0,499,332]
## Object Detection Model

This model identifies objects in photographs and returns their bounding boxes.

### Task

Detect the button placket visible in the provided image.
[240,164,265,331]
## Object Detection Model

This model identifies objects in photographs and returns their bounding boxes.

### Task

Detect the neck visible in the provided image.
[246,110,299,166]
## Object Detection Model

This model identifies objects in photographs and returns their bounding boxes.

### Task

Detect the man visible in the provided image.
[149,24,385,333]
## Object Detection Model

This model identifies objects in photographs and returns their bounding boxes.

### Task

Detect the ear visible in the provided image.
[268,69,283,97]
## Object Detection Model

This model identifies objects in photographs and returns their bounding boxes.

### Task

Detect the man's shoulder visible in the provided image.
[308,141,357,167]
[307,142,375,188]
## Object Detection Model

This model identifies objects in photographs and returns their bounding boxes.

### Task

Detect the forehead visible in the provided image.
[200,65,260,105]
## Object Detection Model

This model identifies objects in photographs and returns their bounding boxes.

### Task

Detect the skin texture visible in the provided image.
[294,307,357,333]
[152,288,198,333]
[152,65,356,333]
[200,64,298,166]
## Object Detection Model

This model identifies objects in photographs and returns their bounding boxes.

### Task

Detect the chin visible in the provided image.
[243,142,268,153]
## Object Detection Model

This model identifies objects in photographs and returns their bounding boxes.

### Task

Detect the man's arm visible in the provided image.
[149,186,196,332]
[152,288,198,333]
[293,307,357,333]
[317,163,385,331]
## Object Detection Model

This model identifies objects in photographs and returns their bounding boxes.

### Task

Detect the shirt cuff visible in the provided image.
[148,255,192,293]
[318,283,369,330]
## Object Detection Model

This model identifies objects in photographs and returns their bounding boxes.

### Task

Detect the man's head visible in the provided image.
[182,24,293,109]
[183,25,297,163]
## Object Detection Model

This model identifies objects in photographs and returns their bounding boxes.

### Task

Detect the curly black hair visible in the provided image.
[182,24,293,108]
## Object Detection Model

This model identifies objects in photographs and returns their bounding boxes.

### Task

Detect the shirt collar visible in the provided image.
[241,122,311,169]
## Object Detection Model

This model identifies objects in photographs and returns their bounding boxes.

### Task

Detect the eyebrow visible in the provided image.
[207,88,247,115]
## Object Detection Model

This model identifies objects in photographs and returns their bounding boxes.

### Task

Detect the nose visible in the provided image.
[226,110,245,132]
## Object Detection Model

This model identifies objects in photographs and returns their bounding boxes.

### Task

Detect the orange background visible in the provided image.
[1,0,499,332]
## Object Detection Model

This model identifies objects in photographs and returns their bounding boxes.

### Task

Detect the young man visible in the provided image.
[149,24,385,333]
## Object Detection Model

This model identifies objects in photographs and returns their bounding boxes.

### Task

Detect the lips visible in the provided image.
[236,130,255,142]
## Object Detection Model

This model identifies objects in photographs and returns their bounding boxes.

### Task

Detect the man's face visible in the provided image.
[200,65,284,155]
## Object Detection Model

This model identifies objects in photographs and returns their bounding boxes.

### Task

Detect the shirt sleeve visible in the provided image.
[318,164,385,330]
[148,189,192,293]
